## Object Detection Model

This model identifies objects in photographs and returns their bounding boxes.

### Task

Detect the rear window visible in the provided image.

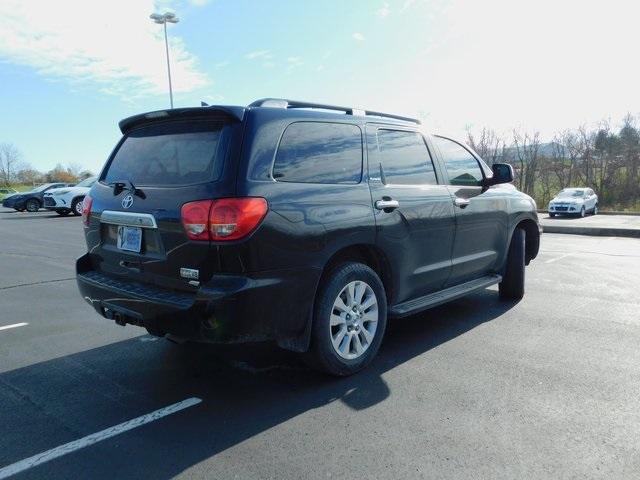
[273,122,363,184]
[103,121,230,186]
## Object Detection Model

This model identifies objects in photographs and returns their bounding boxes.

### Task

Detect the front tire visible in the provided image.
[307,262,387,376]
[25,199,40,212]
[71,197,84,216]
[499,228,525,300]
[549,212,556,218]
[579,206,585,218]
[56,209,70,216]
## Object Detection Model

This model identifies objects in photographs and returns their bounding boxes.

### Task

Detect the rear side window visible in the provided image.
[376,129,437,185]
[104,121,230,186]
[273,122,362,184]
[435,136,483,187]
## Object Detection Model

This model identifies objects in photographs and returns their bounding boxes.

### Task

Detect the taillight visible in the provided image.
[82,195,93,227]
[181,200,213,241]
[181,197,268,241]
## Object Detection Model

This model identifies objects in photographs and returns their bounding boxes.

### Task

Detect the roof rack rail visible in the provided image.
[248,98,420,124]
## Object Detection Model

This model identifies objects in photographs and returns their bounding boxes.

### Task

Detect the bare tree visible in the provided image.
[0,143,22,186]
[466,127,506,165]
[512,129,541,195]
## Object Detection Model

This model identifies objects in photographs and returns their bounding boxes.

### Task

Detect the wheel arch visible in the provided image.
[319,243,394,304]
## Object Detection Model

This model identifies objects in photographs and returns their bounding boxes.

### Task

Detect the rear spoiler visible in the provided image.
[118,106,246,134]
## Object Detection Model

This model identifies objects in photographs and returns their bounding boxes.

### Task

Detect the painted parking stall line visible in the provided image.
[0,397,202,479]
[0,323,28,332]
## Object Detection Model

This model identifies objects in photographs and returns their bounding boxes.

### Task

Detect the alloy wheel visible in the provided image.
[329,280,379,360]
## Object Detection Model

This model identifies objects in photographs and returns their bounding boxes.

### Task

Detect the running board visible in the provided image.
[389,274,502,318]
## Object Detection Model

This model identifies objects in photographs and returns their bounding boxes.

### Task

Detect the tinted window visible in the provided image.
[273,122,362,184]
[435,137,483,186]
[76,176,97,188]
[376,129,437,185]
[104,121,230,186]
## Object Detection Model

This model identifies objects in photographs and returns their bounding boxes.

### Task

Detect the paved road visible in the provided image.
[1,206,639,479]
[540,212,640,228]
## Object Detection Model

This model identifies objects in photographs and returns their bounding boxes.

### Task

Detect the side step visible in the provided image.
[389,274,502,318]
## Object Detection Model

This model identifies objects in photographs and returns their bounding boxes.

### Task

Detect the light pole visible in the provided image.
[150,12,179,109]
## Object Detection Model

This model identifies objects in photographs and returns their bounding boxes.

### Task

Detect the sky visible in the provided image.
[1,0,639,174]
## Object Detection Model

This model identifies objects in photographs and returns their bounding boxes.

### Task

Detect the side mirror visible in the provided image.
[487,163,514,186]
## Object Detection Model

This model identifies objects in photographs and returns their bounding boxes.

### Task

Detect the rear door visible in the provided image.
[87,117,238,292]
[433,136,508,286]
[366,125,455,303]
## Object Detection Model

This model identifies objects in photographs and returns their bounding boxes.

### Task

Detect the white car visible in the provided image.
[43,176,97,216]
[548,187,598,218]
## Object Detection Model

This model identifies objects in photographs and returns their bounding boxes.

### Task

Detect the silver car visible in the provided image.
[548,188,598,218]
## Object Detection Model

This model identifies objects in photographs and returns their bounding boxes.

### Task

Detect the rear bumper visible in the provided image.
[76,253,321,352]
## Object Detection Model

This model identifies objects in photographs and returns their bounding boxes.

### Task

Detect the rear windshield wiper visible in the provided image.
[109,180,146,199]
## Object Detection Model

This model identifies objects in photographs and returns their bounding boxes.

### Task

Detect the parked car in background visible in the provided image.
[76,98,541,376]
[44,176,97,216]
[1,183,70,212]
[548,188,598,218]
[0,187,18,201]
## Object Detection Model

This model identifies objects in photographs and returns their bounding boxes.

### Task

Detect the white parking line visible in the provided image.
[0,397,202,479]
[0,323,28,331]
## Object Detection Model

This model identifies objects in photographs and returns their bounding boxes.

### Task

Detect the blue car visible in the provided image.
[2,183,70,212]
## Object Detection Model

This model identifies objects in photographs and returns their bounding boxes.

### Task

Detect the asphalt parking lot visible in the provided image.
[1,206,639,479]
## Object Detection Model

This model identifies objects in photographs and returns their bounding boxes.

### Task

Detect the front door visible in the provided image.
[432,136,508,286]
[366,125,456,304]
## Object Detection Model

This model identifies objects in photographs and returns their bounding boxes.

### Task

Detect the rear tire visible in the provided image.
[56,209,70,216]
[25,199,40,212]
[499,228,525,300]
[593,204,598,215]
[306,262,387,376]
[71,197,84,216]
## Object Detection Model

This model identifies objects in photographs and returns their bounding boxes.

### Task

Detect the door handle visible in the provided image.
[375,199,400,211]
[454,198,470,209]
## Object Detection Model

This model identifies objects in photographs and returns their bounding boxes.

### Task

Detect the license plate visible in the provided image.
[117,226,142,253]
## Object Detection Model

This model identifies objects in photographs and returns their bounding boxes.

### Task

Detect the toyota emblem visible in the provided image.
[121,194,134,209]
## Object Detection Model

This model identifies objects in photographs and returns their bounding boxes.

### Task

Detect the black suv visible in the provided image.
[77,98,540,375]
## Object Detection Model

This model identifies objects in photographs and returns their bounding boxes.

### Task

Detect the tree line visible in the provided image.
[0,143,93,186]
[467,114,640,211]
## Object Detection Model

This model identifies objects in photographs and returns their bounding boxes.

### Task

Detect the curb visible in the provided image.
[542,225,640,238]
[537,209,640,216]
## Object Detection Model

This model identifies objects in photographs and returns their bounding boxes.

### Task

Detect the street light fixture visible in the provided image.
[150,12,179,109]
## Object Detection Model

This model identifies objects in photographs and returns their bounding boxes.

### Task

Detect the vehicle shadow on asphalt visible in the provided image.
[0,288,517,477]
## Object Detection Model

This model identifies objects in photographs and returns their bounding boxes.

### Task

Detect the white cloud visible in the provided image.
[376,3,391,18]
[244,50,271,60]
[400,0,416,12]
[358,0,640,140]
[352,32,365,42]
[214,60,229,69]
[0,0,210,99]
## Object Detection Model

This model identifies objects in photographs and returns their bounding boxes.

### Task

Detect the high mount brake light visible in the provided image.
[82,195,93,227]
[181,198,268,241]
